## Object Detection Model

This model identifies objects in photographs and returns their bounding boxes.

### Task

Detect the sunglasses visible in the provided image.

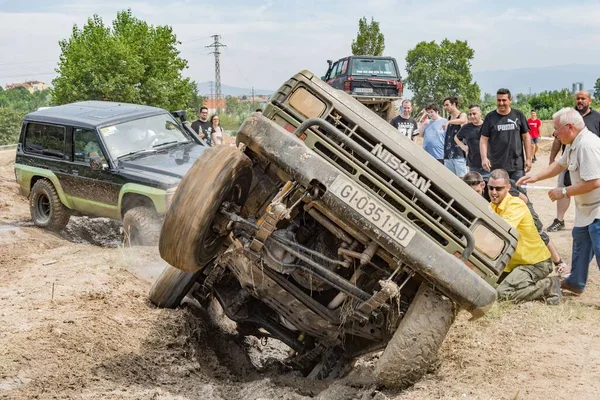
[464,180,482,185]
[488,185,506,191]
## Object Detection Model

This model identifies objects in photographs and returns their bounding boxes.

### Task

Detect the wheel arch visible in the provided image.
[14,164,73,209]
[120,192,158,219]
[118,183,169,219]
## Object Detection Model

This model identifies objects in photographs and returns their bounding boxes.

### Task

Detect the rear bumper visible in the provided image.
[237,116,497,318]
[349,94,401,104]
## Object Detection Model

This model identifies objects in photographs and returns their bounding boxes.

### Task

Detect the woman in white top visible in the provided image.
[210,114,223,146]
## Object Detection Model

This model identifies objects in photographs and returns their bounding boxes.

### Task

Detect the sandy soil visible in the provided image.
[1,141,599,400]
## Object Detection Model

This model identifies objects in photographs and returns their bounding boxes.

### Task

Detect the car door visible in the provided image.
[325,61,339,86]
[331,58,349,90]
[60,127,124,219]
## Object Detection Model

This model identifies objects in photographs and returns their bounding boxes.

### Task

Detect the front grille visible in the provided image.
[309,109,476,249]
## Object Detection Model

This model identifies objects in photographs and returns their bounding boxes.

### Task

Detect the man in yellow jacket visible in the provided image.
[488,169,562,305]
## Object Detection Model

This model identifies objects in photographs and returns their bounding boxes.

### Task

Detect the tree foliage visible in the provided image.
[0,87,51,113]
[594,78,600,102]
[52,9,195,111]
[405,39,480,109]
[0,108,27,145]
[220,96,253,129]
[351,17,385,56]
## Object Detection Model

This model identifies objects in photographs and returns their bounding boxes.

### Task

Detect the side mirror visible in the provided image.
[171,110,188,122]
[90,155,104,170]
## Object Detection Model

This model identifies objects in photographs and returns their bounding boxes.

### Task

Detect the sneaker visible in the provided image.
[560,279,583,295]
[546,277,562,305]
[533,156,537,163]
[547,219,565,232]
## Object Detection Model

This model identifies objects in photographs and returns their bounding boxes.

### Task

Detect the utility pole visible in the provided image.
[251,86,255,111]
[206,35,226,114]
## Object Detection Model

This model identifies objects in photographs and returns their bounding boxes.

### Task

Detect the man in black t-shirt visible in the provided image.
[442,96,467,177]
[546,90,600,232]
[390,99,418,140]
[480,88,532,181]
[456,104,486,177]
[191,106,213,146]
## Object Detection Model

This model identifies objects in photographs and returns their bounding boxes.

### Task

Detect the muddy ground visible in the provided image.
[1,141,599,400]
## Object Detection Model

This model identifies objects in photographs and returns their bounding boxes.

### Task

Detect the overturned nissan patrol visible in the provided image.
[150,70,518,388]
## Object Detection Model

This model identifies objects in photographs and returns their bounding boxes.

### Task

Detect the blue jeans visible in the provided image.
[508,170,525,182]
[567,218,600,291]
[444,158,467,177]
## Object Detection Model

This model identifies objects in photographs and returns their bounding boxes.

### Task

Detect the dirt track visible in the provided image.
[1,144,600,400]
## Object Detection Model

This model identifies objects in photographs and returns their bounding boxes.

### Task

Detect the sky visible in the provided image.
[0,0,599,95]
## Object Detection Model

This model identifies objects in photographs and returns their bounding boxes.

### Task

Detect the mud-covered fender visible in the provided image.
[117,183,170,217]
[14,164,74,209]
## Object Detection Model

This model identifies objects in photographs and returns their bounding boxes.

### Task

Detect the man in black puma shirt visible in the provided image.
[480,88,532,182]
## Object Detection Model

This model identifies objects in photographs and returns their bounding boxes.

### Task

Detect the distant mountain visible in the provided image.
[473,64,600,95]
[197,82,274,97]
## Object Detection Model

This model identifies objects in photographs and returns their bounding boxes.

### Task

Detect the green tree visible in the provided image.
[594,78,600,102]
[405,39,481,109]
[351,17,385,56]
[52,9,195,111]
[0,108,27,145]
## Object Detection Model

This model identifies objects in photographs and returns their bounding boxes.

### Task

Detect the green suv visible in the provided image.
[14,101,206,245]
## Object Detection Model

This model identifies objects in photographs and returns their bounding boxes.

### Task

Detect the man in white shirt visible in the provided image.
[517,108,600,294]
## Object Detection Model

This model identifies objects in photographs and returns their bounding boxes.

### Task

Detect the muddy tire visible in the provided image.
[29,179,70,232]
[149,264,201,308]
[122,206,161,246]
[375,282,456,389]
[160,146,252,273]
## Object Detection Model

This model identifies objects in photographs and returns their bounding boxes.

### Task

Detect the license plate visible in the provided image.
[353,88,373,94]
[329,175,415,247]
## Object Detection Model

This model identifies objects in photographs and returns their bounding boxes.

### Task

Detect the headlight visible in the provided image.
[288,87,326,118]
[473,224,504,260]
[166,186,178,208]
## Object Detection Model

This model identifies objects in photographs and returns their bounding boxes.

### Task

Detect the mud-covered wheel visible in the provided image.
[160,146,252,273]
[149,264,201,308]
[29,179,70,231]
[375,282,456,389]
[122,206,161,246]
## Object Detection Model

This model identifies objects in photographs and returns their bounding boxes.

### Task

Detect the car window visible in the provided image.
[73,128,106,163]
[328,62,338,79]
[335,60,344,76]
[24,123,65,159]
[351,59,398,78]
[341,60,348,75]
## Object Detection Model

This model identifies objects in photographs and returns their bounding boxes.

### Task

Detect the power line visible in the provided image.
[178,35,214,47]
[0,71,55,79]
[222,47,253,90]
[0,59,56,67]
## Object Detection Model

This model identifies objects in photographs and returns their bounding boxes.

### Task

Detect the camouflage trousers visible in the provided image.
[496,258,554,303]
